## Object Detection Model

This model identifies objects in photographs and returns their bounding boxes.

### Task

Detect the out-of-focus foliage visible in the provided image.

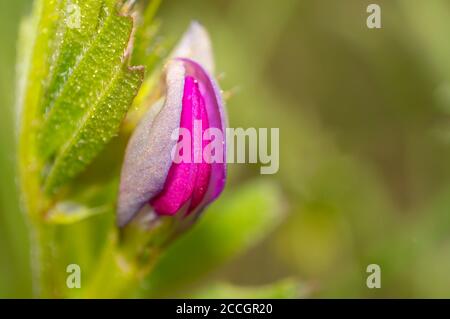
[141,180,284,297]
[192,279,303,299]
[0,0,32,298]
[2,0,450,298]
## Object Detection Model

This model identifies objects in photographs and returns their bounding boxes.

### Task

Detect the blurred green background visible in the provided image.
[2,0,450,298]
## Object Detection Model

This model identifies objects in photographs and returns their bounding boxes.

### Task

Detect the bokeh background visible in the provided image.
[2,0,450,298]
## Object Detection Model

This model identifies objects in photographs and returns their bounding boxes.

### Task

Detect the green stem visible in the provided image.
[19,134,53,297]
[83,233,133,298]
[17,0,166,299]
[81,231,160,298]
[30,222,63,298]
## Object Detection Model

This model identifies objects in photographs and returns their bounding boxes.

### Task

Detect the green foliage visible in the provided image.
[141,179,284,297]
[17,0,143,199]
[13,0,154,298]
[192,279,302,299]
[40,0,104,115]
[43,65,143,193]
[46,201,109,224]
[8,0,450,299]
[131,0,164,71]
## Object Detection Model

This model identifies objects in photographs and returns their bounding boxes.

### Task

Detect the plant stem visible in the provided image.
[81,231,160,298]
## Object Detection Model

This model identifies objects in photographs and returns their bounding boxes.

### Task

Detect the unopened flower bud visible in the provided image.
[118,23,227,227]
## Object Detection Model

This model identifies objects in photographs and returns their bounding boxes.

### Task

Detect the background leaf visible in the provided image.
[191,279,303,299]
[46,201,109,224]
[4,0,450,298]
[140,179,285,297]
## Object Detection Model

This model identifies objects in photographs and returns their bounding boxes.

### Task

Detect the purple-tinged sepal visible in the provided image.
[118,22,227,227]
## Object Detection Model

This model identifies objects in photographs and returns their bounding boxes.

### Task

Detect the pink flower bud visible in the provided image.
[117,24,227,226]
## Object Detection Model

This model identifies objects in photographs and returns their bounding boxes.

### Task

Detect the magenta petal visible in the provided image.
[188,79,211,213]
[150,76,203,215]
[178,58,227,206]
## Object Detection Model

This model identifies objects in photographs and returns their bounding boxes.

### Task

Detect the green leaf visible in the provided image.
[40,0,104,116]
[43,64,143,193]
[191,279,303,299]
[46,201,109,224]
[17,0,67,219]
[140,179,284,297]
[38,1,134,159]
[17,0,65,143]
[131,0,163,70]
[19,0,144,193]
